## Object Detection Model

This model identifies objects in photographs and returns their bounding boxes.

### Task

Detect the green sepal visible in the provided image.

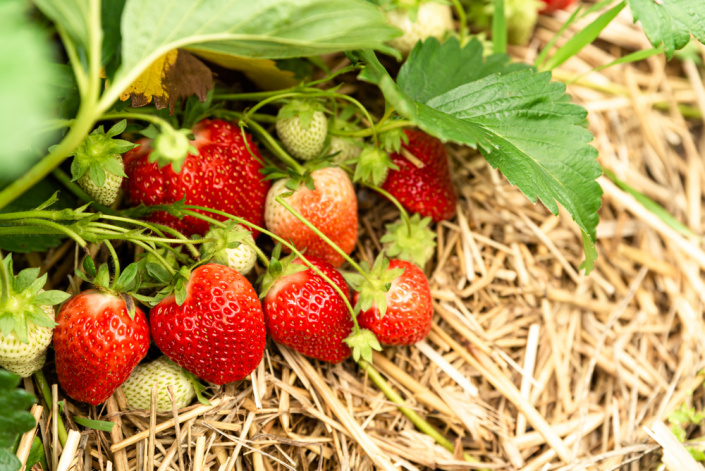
[182,369,211,406]
[67,120,135,182]
[120,293,136,320]
[148,127,197,174]
[113,263,140,293]
[25,306,56,329]
[277,99,326,131]
[93,264,111,289]
[14,268,41,294]
[34,192,60,211]
[83,256,97,278]
[380,214,436,267]
[352,147,398,186]
[346,253,404,318]
[257,245,308,299]
[32,290,70,306]
[344,329,382,363]
[200,221,252,266]
[379,127,408,154]
[145,263,172,284]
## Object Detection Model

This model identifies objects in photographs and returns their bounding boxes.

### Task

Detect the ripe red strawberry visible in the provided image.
[53,290,150,405]
[264,167,358,267]
[150,264,266,385]
[355,259,433,346]
[382,129,457,222]
[263,256,353,364]
[540,0,576,13]
[123,119,270,237]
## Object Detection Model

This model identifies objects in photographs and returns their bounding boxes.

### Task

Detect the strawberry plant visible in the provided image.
[2,0,705,468]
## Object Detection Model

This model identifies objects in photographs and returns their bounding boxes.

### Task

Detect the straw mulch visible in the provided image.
[19,7,705,471]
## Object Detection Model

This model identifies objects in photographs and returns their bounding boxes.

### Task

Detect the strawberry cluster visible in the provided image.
[2,96,459,410]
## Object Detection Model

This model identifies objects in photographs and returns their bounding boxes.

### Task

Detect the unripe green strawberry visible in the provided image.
[0,304,54,378]
[329,136,362,165]
[276,100,328,161]
[201,222,257,275]
[0,256,69,378]
[77,156,124,206]
[122,356,196,412]
[386,1,454,55]
[66,120,135,206]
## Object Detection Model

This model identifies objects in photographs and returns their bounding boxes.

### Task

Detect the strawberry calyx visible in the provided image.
[200,221,252,265]
[344,252,405,317]
[380,213,437,268]
[180,368,212,406]
[75,255,144,318]
[351,147,398,186]
[0,254,68,343]
[344,328,383,363]
[140,124,197,173]
[379,127,409,154]
[66,120,134,188]
[257,244,308,299]
[277,99,327,132]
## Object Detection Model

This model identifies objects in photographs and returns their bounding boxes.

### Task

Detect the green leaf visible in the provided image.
[83,256,97,278]
[145,263,172,284]
[94,264,110,288]
[24,436,46,471]
[115,0,399,99]
[101,0,126,80]
[33,0,90,52]
[359,40,603,246]
[628,0,705,59]
[113,263,139,293]
[543,1,626,71]
[579,230,597,275]
[0,369,36,450]
[0,449,21,471]
[73,416,115,432]
[14,268,40,294]
[0,0,60,182]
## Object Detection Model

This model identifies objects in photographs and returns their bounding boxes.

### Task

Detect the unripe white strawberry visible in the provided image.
[202,223,257,275]
[329,136,363,165]
[386,1,454,55]
[276,100,328,161]
[67,120,135,206]
[0,304,54,378]
[122,356,196,412]
[77,156,124,206]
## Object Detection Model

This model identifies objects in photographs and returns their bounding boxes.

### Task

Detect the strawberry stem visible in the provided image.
[450,0,469,46]
[360,360,488,468]
[363,183,413,234]
[239,119,305,175]
[103,240,121,286]
[0,251,10,306]
[100,111,176,129]
[274,196,375,286]
[100,215,201,260]
[22,218,88,248]
[35,369,68,447]
[329,119,413,138]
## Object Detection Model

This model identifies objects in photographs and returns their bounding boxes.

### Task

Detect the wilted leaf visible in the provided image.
[191,50,297,91]
[120,49,213,113]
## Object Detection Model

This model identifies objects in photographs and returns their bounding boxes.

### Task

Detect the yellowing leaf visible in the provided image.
[120,49,213,112]
[189,50,298,91]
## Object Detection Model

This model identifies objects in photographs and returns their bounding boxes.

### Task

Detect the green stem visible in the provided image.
[0,226,66,236]
[103,240,121,286]
[51,168,116,214]
[360,361,486,467]
[329,120,413,138]
[34,370,68,447]
[21,219,87,248]
[364,183,412,234]
[274,196,374,285]
[0,250,10,305]
[241,119,305,174]
[131,240,176,276]
[240,237,270,268]
[212,110,277,124]
[450,0,468,46]
[100,111,174,128]
[100,215,201,260]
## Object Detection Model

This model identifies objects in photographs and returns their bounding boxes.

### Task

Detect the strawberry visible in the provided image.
[53,290,150,405]
[0,256,69,378]
[264,167,358,268]
[201,222,258,275]
[386,1,454,55]
[354,259,433,346]
[150,264,266,385]
[67,120,135,206]
[276,100,328,161]
[122,356,196,412]
[540,0,576,13]
[329,136,362,165]
[382,129,457,222]
[123,119,271,237]
[262,255,353,364]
